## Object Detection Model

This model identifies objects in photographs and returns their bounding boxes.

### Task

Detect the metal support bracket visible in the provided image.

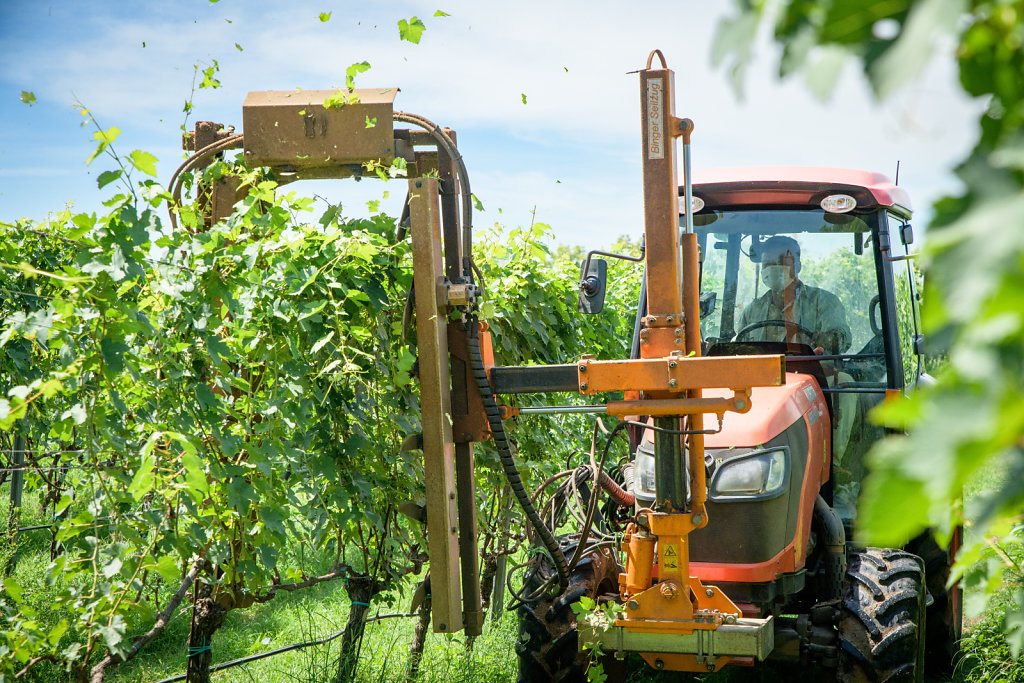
[576,355,785,395]
[409,177,463,633]
[582,616,774,672]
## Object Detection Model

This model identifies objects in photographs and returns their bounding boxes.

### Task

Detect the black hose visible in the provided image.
[813,495,847,601]
[151,611,418,683]
[466,318,569,591]
[392,111,474,285]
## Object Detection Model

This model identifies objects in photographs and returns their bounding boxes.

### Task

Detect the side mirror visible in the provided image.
[900,222,914,246]
[578,258,607,314]
[879,223,917,262]
[700,291,717,320]
[912,334,924,356]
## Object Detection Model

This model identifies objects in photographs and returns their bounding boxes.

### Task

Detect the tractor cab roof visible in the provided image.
[687,166,911,216]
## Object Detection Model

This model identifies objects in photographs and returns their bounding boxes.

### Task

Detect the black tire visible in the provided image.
[515,537,621,683]
[905,529,962,675]
[838,548,926,682]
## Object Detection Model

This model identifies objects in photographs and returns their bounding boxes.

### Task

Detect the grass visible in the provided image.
[101,578,520,683]
[0,482,518,682]
[4,456,1024,682]
[955,450,1024,683]
[958,590,1024,683]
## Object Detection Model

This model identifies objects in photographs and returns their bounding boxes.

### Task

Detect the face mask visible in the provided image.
[761,265,793,291]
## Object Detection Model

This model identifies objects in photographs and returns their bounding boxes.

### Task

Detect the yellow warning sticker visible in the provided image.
[662,543,679,571]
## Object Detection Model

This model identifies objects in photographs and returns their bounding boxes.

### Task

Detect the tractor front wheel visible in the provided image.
[838,548,926,682]
[515,538,621,683]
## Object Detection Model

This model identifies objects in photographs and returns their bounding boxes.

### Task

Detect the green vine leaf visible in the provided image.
[128,150,158,177]
[198,60,221,89]
[398,16,425,43]
[345,61,371,90]
[85,126,121,165]
[97,169,123,189]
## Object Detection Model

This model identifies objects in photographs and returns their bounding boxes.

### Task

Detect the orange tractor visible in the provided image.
[184,50,958,682]
[396,53,959,681]
[500,55,961,681]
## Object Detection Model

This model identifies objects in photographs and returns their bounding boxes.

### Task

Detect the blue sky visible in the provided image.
[0,1,983,248]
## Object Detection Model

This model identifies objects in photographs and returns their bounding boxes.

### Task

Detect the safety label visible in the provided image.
[662,543,679,571]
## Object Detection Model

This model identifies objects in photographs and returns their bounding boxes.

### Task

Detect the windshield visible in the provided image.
[696,208,882,365]
[693,207,888,520]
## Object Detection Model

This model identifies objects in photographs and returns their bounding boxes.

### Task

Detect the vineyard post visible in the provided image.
[5,426,25,574]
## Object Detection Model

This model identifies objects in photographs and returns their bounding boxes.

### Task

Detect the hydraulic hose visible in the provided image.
[599,470,636,507]
[814,495,847,601]
[392,111,474,285]
[466,319,569,591]
[395,113,567,589]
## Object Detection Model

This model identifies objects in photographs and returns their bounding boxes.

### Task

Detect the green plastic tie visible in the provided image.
[351,601,370,607]
[187,637,211,658]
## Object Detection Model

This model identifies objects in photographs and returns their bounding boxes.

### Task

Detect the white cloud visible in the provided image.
[0,0,985,245]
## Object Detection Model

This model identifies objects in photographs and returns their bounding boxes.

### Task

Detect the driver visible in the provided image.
[737,235,851,355]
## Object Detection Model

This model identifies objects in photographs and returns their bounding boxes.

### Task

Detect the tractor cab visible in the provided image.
[627,167,927,620]
[691,167,922,520]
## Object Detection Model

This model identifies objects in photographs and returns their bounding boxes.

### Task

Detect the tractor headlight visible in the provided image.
[710,447,789,500]
[634,444,657,503]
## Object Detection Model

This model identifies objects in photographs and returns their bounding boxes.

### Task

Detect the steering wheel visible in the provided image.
[734,319,815,344]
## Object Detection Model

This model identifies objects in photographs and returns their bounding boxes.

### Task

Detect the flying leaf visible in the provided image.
[20,91,36,106]
[235,42,243,51]
[521,93,527,104]
[434,10,449,17]
[345,61,371,90]
[199,61,221,89]
[472,194,484,211]
[319,11,332,22]
[398,16,426,43]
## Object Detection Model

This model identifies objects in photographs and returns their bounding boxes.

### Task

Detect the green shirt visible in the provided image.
[736,282,852,354]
